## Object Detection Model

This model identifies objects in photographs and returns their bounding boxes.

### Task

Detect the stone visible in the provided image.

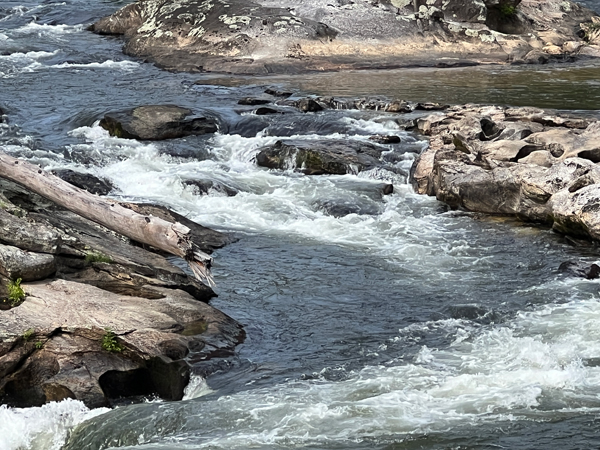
[0,280,244,407]
[51,169,114,196]
[264,88,293,98]
[100,105,218,140]
[255,107,279,115]
[369,135,401,144]
[558,261,600,279]
[296,99,323,113]
[183,179,238,197]
[238,98,271,106]
[92,0,597,74]
[0,245,56,282]
[256,139,385,175]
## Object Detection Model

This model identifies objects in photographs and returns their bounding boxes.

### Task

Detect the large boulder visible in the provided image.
[0,178,242,407]
[255,139,386,175]
[409,104,600,242]
[0,280,243,407]
[92,0,597,74]
[99,105,218,140]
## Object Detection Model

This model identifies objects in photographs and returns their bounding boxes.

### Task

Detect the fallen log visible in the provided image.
[0,152,214,286]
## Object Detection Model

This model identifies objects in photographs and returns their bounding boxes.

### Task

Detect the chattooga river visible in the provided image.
[5,1,600,449]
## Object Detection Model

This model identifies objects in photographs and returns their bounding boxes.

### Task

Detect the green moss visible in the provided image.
[499,4,517,18]
[22,328,34,341]
[101,329,124,353]
[8,278,25,307]
[85,251,113,264]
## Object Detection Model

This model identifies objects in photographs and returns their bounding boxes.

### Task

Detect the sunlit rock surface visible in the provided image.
[92,0,598,73]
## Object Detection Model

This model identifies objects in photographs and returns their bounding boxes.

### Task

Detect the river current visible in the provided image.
[3,1,600,449]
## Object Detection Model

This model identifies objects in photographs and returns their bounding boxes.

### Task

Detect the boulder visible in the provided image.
[558,261,600,279]
[255,139,385,175]
[92,0,597,74]
[409,104,600,242]
[51,169,114,196]
[0,280,244,407]
[369,135,401,144]
[99,105,218,140]
[238,98,271,106]
[0,245,56,282]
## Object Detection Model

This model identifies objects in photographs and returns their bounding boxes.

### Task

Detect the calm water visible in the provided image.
[3,1,600,449]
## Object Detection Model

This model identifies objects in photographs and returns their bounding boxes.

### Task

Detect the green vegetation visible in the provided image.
[22,328,34,341]
[8,278,25,307]
[35,341,43,349]
[85,251,113,264]
[101,329,124,353]
[499,4,517,18]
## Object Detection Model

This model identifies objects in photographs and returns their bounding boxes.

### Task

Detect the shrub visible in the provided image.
[85,251,113,264]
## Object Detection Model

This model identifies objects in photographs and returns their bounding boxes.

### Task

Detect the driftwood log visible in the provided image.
[0,152,214,285]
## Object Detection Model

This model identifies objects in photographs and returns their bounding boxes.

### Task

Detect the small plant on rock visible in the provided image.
[35,341,43,349]
[500,4,517,18]
[8,278,25,307]
[85,251,113,264]
[22,328,34,341]
[101,328,124,353]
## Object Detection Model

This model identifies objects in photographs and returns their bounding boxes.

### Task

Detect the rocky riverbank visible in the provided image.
[0,167,244,408]
[91,0,600,74]
[409,104,600,241]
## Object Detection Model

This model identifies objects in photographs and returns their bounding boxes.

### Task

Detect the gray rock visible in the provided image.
[100,105,218,140]
[256,139,385,175]
[92,0,596,74]
[0,245,56,282]
[51,169,114,196]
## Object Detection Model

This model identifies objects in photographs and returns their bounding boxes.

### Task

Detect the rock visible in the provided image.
[256,139,385,175]
[369,135,401,144]
[254,107,279,115]
[415,102,448,111]
[0,279,244,407]
[0,245,56,282]
[238,98,271,106]
[183,179,238,197]
[0,178,242,407]
[523,49,549,64]
[382,183,394,195]
[296,99,323,113]
[543,44,563,55]
[558,261,600,279]
[563,41,583,53]
[408,104,600,242]
[99,105,218,140]
[385,101,412,113]
[264,88,293,98]
[51,169,114,196]
[91,0,596,74]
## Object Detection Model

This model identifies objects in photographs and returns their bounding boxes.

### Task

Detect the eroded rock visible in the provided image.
[100,105,218,140]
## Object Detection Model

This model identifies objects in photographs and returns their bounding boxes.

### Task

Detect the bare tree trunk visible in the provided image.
[0,152,214,285]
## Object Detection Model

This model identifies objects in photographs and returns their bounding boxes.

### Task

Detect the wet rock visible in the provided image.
[382,183,394,195]
[254,107,279,116]
[296,99,323,113]
[385,101,412,113]
[100,105,218,140]
[415,102,449,111]
[183,179,238,197]
[238,98,271,106]
[369,135,401,144]
[264,88,293,98]
[317,199,381,217]
[558,261,600,279]
[256,139,385,175]
[51,169,114,196]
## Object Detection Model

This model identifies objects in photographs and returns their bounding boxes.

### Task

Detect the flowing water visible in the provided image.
[3,1,600,449]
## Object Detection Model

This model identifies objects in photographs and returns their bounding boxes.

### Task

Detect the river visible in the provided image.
[3,0,600,449]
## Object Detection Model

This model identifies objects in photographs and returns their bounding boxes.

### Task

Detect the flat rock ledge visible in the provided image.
[91,0,599,74]
[0,178,242,408]
[409,104,600,240]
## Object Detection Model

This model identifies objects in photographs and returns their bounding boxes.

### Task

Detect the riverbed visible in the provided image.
[3,0,600,449]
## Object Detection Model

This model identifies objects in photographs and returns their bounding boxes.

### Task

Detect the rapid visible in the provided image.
[3,0,600,449]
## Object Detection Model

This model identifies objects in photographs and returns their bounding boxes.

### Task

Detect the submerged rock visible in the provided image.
[558,261,600,279]
[100,105,218,140]
[255,139,386,175]
[92,0,597,74]
[409,104,600,242]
